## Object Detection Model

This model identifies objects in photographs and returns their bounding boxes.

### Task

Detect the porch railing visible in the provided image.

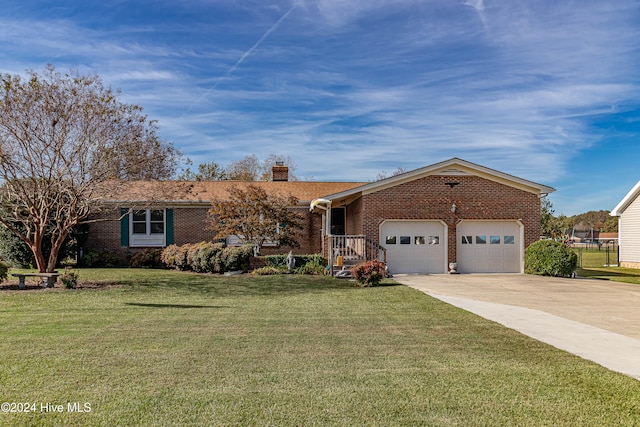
[329,235,387,270]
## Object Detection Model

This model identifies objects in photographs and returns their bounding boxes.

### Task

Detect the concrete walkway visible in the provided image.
[394,274,640,380]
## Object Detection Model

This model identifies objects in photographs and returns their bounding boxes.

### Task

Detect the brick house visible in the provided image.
[86,158,554,274]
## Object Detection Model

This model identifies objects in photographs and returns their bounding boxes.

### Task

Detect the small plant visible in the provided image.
[525,240,578,277]
[251,266,286,276]
[351,260,387,287]
[296,261,327,275]
[61,269,79,289]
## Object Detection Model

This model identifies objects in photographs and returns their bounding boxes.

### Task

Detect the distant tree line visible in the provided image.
[179,154,298,181]
[541,195,617,239]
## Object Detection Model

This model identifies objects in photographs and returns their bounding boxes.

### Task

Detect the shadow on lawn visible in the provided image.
[125,302,229,309]
[578,268,640,283]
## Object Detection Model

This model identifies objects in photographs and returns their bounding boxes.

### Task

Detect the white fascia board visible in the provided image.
[611,180,640,216]
[321,158,555,201]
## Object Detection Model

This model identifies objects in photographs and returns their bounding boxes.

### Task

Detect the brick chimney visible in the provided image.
[272,162,289,182]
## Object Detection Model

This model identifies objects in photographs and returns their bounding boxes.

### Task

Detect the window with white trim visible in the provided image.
[130,209,166,247]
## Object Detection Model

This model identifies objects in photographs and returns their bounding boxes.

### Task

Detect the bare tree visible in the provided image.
[226,155,261,181]
[0,65,181,272]
[209,185,303,255]
[179,160,227,181]
[376,167,407,181]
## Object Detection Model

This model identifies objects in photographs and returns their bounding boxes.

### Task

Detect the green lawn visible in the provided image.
[571,246,619,268]
[578,266,640,285]
[1,269,640,426]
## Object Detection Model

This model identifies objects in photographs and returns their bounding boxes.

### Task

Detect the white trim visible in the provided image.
[323,158,555,202]
[611,180,640,216]
[129,208,166,247]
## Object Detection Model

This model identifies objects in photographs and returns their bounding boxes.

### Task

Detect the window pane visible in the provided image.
[476,235,487,244]
[150,223,164,234]
[400,236,411,245]
[133,223,146,234]
[462,236,472,244]
[504,235,515,244]
[429,236,440,245]
[490,236,500,244]
[415,236,425,245]
[385,236,396,245]
[132,210,146,221]
[150,210,164,221]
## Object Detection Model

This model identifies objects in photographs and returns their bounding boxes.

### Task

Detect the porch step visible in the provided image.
[332,259,363,278]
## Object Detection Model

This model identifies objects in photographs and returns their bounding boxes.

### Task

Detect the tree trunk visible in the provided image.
[30,243,48,273]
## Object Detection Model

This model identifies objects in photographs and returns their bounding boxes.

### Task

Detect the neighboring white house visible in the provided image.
[611,181,640,269]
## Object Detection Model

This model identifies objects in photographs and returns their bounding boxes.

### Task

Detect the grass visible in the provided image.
[571,246,619,268]
[578,266,640,285]
[1,269,640,426]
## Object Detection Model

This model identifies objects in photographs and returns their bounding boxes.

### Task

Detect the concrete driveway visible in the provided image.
[394,274,640,380]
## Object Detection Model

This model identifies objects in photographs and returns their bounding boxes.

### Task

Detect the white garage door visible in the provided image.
[457,221,522,273]
[380,221,447,274]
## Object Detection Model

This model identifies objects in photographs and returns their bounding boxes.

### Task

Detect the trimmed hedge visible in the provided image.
[161,242,253,273]
[525,240,578,277]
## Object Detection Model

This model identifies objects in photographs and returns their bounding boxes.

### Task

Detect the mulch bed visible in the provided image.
[0,280,124,292]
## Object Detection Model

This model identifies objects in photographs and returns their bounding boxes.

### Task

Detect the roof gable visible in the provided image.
[611,181,640,216]
[323,158,555,201]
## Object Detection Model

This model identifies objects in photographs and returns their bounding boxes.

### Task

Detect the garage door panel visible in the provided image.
[381,221,446,274]
[457,221,521,273]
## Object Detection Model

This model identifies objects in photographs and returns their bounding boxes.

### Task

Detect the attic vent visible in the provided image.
[438,168,470,176]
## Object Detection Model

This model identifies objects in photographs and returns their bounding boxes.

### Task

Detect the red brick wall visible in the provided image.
[174,207,217,244]
[345,196,363,235]
[359,175,541,262]
[84,207,122,253]
[85,205,321,257]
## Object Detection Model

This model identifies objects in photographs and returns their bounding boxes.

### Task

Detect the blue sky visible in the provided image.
[1,0,639,216]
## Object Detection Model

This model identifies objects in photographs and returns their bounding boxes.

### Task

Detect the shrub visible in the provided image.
[220,244,254,272]
[252,266,286,276]
[525,240,578,277]
[161,242,252,273]
[0,226,35,268]
[0,258,9,283]
[80,250,121,267]
[351,260,387,287]
[187,242,224,272]
[262,254,327,269]
[295,261,327,275]
[160,244,180,268]
[60,269,79,289]
[173,245,191,270]
[130,248,164,268]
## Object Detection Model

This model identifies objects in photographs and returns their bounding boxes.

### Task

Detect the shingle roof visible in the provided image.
[96,180,367,205]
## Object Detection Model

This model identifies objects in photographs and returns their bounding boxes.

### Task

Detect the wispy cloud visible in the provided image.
[0,0,639,213]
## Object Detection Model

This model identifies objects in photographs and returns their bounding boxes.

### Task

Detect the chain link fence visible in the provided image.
[570,242,619,268]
